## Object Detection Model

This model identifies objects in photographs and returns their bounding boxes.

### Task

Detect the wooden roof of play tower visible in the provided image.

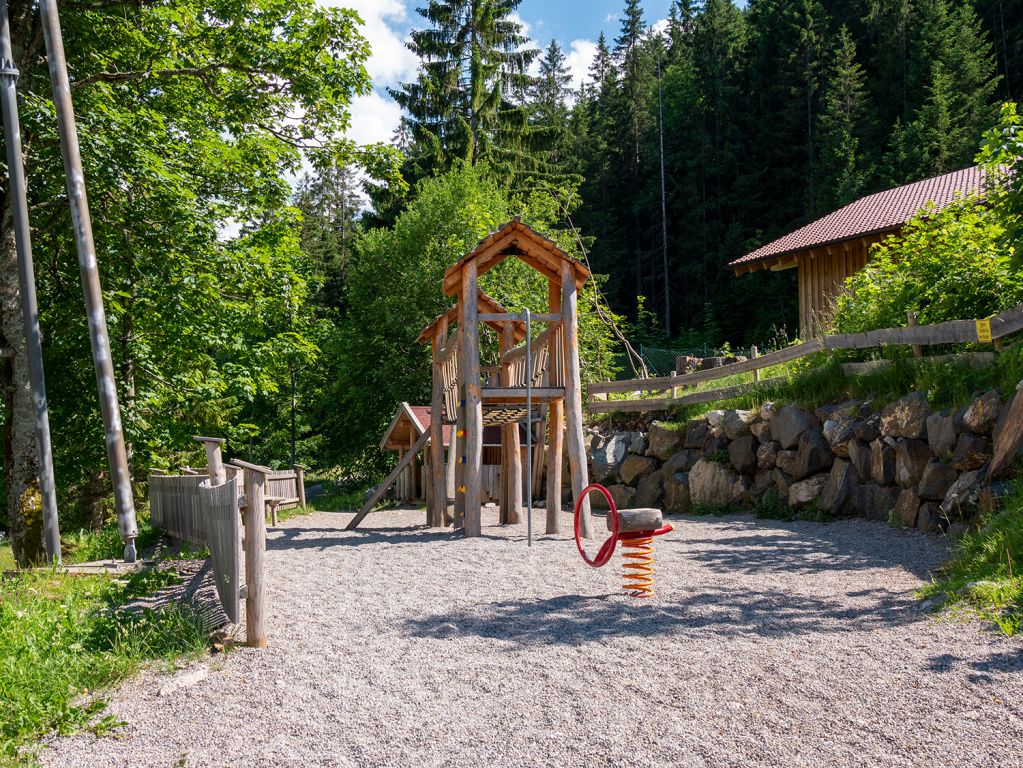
[441,218,590,296]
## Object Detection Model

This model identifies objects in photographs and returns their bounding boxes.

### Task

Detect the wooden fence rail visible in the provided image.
[588,304,1023,414]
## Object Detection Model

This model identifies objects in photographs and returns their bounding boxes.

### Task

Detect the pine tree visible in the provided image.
[529,40,575,180]
[817,26,873,211]
[390,1,538,178]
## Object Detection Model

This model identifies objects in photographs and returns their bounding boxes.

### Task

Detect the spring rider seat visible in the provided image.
[574,484,674,598]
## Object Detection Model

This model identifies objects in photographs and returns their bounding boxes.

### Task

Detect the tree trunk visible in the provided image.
[87,468,106,530]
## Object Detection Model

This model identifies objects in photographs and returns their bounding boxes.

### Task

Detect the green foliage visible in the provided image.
[977,102,1023,266]
[922,482,1023,636]
[832,196,1023,333]
[0,571,207,762]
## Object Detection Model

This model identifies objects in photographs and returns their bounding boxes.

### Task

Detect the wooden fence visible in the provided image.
[587,304,1023,414]
[149,474,209,546]
[197,477,242,624]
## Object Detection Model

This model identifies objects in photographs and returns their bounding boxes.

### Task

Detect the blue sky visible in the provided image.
[325,0,692,148]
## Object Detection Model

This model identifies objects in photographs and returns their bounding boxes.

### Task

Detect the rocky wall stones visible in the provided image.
[772,406,820,450]
[880,392,929,439]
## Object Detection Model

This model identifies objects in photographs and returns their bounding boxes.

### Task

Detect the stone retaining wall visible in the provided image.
[586,386,1023,533]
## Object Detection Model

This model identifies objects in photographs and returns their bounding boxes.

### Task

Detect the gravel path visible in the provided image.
[42,509,1023,768]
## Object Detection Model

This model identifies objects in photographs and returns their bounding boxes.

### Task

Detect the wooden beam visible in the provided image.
[346,429,431,531]
[462,261,483,537]
[430,318,448,527]
[561,260,591,539]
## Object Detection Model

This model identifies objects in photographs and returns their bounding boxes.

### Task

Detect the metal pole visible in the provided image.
[0,0,61,564]
[39,0,137,561]
[525,309,532,548]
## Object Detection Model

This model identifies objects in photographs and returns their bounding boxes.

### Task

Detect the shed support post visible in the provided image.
[462,262,483,537]
[561,261,591,538]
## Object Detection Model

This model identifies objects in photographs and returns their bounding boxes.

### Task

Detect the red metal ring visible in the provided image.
[575,484,618,568]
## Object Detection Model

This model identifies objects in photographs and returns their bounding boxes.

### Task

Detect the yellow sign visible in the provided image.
[976,318,993,343]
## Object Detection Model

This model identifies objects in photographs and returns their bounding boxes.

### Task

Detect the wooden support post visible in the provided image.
[547,399,564,534]
[347,430,430,531]
[193,436,226,485]
[293,464,306,509]
[408,432,418,500]
[462,262,483,537]
[500,324,522,525]
[232,458,270,649]
[751,346,761,384]
[454,326,466,529]
[396,448,405,501]
[430,319,448,527]
[561,261,591,538]
[907,312,923,358]
[446,409,457,527]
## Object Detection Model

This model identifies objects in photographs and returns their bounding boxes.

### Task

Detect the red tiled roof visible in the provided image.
[731,166,987,269]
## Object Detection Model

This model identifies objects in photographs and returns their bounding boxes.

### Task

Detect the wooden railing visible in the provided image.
[588,304,1023,414]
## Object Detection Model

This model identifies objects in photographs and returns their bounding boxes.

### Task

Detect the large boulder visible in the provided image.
[916,502,943,533]
[684,419,709,449]
[918,462,958,502]
[635,469,667,508]
[991,384,1023,479]
[591,484,636,511]
[721,409,757,440]
[772,468,794,498]
[848,438,871,482]
[772,405,820,449]
[962,390,1001,435]
[952,433,992,471]
[705,410,726,428]
[895,439,931,489]
[663,449,701,474]
[752,470,775,496]
[789,474,829,509]
[757,440,781,471]
[729,435,759,475]
[628,433,648,456]
[823,419,855,458]
[870,440,897,486]
[794,429,835,480]
[941,469,984,519]
[647,422,685,461]
[926,411,958,458]
[703,427,730,455]
[689,459,739,507]
[591,433,630,482]
[776,449,799,477]
[880,392,930,439]
[852,485,899,521]
[751,421,773,442]
[819,459,857,515]
[895,488,921,527]
[852,413,882,443]
[759,401,778,422]
[664,472,691,514]
[620,454,659,486]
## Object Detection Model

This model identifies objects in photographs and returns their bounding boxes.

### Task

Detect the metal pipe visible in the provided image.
[525,308,532,548]
[0,0,61,564]
[39,0,137,561]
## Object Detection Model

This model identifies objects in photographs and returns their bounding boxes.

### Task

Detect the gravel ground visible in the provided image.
[41,508,1023,768]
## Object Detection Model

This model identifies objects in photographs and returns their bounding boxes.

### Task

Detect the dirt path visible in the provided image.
[41,509,1023,768]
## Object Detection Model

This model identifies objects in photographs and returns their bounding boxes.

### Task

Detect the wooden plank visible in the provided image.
[991,304,1023,339]
[242,466,267,648]
[462,262,483,538]
[479,312,561,323]
[587,397,675,414]
[346,429,432,531]
[481,387,565,402]
[587,339,822,395]
[824,319,978,349]
[561,261,591,539]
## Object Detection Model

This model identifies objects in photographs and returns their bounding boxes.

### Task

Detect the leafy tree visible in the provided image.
[977,101,1023,266]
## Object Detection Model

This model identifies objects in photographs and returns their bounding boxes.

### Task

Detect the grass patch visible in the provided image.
[921,481,1023,637]
[0,567,208,764]
[62,516,161,565]
[0,543,13,573]
[308,480,370,513]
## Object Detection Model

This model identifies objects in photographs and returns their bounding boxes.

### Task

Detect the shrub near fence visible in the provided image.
[588,305,1023,414]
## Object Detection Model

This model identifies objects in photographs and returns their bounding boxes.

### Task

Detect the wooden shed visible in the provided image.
[730,166,987,337]
[379,402,525,503]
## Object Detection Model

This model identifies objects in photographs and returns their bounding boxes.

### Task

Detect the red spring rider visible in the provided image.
[574,484,674,598]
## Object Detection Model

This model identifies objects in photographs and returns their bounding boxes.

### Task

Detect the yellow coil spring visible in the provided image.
[621,536,656,598]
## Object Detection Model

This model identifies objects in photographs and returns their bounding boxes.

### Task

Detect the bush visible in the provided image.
[832,195,1023,334]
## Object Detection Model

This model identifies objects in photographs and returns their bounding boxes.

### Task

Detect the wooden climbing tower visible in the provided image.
[418,219,593,538]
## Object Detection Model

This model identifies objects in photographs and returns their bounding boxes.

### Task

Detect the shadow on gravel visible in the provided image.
[265,525,458,552]
[926,648,1023,683]
[669,516,946,580]
[402,585,925,644]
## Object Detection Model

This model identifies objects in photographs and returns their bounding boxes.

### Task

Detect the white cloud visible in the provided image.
[347,89,402,146]
[319,0,418,87]
[651,18,670,38]
[564,39,598,90]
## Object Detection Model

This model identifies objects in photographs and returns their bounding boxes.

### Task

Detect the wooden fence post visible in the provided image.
[231,459,270,649]
[907,312,923,358]
[751,347,760,384]
[194,436,226,485]
[293,464,306,509]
